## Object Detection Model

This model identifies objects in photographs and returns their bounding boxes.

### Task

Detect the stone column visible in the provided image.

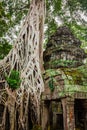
[62,98,75,130]
[67,98,75,130]
[62,98,68,130]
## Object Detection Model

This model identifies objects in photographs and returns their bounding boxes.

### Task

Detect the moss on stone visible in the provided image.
[43,26,87,96]
[43,64,87,96]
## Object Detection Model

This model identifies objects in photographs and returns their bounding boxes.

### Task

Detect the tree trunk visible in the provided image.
[0,0,45,129]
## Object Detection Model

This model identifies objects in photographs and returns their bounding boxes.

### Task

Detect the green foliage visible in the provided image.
[0,0,29,59]
[45,0,62,43]
[0,39,12,59]
[0,0,87,61]
[46,19,58,37]
[67,22,87,49]
[0,0,29,37]
[76,0,87,10]
[6,70,21,89]
[45,0,87,52]
[67,0,80,13]
[44,69,57,92]
[49,76,54,92]
[0,2,9,37]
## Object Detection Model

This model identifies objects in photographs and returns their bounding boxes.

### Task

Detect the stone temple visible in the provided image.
[42,26,87,130]
[44,26,86,69]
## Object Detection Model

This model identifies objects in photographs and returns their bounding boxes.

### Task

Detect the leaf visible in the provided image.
[6,70,21,90]
[49,77,54,92]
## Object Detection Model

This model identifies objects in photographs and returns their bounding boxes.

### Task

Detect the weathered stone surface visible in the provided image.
[42,26,87,130]
[42,26,87,100]
[44,26,87,69]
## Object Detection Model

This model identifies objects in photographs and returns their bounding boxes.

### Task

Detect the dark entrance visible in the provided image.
[74,99,87,130]
[5,107,10,130]
[0,104,4,124]
[51,101,64,130]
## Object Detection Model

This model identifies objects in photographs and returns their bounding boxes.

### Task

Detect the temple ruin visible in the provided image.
[42,26,87,130]
[0,5,87,128]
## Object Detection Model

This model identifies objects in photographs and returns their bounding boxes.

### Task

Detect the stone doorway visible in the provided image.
[42,100,64,130]
[52,101,64,130]
[74,99,87,130]
[52,112,64,130]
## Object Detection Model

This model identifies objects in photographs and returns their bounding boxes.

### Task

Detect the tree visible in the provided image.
[0,0,29,59]
[1,0,87,59]
[0,0,87,129]
[0,0,45,130]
